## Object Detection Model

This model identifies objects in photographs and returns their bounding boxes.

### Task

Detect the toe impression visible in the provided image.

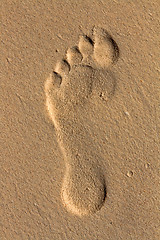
[78,35,94,59]
[93,26,119,68]
[66,47,83,66]
[55,60,70,77]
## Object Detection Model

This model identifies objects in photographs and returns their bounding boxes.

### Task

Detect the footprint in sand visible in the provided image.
[45,26,119,216]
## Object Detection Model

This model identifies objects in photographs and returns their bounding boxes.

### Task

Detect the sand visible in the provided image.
[1,0,160,239]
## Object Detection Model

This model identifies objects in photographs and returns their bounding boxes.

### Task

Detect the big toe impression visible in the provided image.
[93,26,119,68]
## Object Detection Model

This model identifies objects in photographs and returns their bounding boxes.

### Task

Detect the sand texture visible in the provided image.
[1,0,160,239]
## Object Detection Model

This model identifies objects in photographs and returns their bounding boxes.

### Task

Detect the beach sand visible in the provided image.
[1,0,160,239]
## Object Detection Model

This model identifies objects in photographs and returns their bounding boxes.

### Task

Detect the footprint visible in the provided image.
[45,26,119,216]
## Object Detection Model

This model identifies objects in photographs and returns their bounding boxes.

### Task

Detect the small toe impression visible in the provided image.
[51,72,62,88]
[66,46,83,66]
[78,35,94,58]
[55,60,70,77]
[93,26,119,68]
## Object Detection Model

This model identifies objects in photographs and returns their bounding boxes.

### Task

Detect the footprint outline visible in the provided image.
[45,26,119,216]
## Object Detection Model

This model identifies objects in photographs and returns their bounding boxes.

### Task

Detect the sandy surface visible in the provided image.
[1,0,160,239]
